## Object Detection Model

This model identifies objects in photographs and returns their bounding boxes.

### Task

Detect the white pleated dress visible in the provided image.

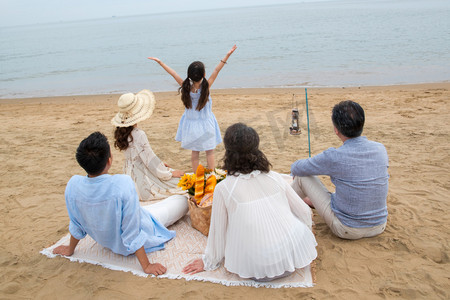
[202,170,318,280]
[123,128,186,201]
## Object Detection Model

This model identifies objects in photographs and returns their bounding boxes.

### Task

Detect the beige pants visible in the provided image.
[291,176,386,240]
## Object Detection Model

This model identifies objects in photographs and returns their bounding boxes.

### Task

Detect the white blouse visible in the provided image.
[202,170,317,279]
[123,127,186,201]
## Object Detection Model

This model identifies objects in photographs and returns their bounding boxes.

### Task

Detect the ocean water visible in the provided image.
[1,0,449,98]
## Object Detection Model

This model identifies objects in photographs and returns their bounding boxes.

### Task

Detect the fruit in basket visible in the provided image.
[204,175,217,194]
[194,164,205,203]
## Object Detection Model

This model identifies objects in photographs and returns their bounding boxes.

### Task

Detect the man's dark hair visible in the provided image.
[76,132,111,176]
[331,100,365,138]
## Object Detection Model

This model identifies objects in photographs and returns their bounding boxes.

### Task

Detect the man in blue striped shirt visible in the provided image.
[291,100,388,239]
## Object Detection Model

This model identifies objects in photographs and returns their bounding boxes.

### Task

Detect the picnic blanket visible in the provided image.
[41,215,315,288]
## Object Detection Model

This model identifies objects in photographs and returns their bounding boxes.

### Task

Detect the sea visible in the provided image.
[1,0,449,98]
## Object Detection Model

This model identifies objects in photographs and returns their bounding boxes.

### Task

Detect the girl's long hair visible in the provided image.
[178,61,210,111]
[114,126,134,151]
[222,123,272,176]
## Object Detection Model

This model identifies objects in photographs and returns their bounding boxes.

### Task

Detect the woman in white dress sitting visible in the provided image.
[111,90,186,202]
[183,123,317,281]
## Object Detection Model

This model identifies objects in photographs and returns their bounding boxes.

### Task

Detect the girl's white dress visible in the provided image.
[175,89,222,151]
[202,170,317,280]
[123,127,186,201]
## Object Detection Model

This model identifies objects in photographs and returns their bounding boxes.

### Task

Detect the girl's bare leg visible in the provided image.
[206,149,215,170]
[191,151,200,172]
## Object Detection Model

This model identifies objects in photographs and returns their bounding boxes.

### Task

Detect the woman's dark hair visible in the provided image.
[178,61,210,111]
[76,132,111,176]
[331,100,365,138]
[222,123,271,175]
[114,126,134,151]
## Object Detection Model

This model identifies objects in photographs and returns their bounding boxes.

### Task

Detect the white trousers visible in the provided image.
[143,194,189,228]
[291,176,386,240]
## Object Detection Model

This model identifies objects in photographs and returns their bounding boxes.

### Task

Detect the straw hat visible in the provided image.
[111,89,156,127]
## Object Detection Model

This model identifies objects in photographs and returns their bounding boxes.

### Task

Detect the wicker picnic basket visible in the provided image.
[188,196,212,236]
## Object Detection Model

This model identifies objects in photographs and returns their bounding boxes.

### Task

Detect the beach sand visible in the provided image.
[0,83,449,299]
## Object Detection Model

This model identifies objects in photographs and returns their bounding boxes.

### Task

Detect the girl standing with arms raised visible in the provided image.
[148,45,237,172]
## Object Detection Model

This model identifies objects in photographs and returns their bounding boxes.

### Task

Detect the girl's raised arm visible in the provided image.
[207,45,237,87]
[148,57,184,86]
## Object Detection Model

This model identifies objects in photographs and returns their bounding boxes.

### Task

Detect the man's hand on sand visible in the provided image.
[144,263,167,275]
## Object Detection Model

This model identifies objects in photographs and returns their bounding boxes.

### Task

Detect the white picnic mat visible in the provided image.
[41,215,314,288]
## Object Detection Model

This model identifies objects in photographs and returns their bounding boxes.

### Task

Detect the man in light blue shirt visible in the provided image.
[291,100,388,239]
[53,132,187,275]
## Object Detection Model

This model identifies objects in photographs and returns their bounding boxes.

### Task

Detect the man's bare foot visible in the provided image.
[303,197,315,209]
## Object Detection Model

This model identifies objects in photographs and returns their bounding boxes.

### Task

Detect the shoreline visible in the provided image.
[1,82,449,103]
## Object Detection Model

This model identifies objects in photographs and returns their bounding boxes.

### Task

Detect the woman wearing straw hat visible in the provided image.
[112,90,187,202]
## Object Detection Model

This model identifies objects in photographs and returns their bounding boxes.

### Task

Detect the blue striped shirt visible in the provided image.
[291,136,389,228]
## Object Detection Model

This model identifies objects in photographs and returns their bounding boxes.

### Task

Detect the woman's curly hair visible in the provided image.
[114,126,134,151]
[222,123,271,175]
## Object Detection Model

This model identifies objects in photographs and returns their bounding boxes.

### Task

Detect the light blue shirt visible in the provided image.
[291,136,389,228]
[65,174,175,256]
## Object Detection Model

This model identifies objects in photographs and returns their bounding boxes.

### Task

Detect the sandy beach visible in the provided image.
[0,83,449,299]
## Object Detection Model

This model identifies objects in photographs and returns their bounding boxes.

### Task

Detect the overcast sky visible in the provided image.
[0,0,333,27]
